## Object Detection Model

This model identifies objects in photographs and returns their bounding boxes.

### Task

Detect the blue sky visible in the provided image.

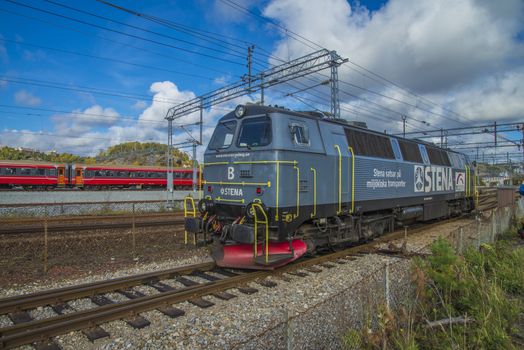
[0,0,523,163]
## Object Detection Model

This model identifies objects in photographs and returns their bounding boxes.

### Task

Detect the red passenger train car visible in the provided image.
[0,161,200,190]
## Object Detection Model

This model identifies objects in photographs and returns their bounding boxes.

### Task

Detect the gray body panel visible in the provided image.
[204,106,474,234]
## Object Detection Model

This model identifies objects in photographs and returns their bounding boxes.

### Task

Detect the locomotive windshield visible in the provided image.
[237,116,272,148]
[209,120,237,150]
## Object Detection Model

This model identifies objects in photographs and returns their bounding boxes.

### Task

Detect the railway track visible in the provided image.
[0,219,184,235]
[0,212,183,225]
[0,212,185,235]
[0,215,469,349]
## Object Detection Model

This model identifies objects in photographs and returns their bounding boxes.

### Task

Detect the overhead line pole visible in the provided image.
[165,49,347,207]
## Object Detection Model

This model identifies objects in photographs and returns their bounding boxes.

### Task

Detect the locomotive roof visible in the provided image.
[225,104,467,157]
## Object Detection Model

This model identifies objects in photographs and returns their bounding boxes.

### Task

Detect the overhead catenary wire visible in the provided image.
[43,0,250,61]
[0,7,235,77]
[4,0,245,66]
[0,38,221,82]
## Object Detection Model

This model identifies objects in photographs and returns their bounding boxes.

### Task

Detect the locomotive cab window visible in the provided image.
[237,116,272,148]
[209,120,236,150]
[290,122,309,146]
[49,168,56,176]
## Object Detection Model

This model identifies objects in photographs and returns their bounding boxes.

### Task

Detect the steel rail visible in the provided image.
[0,270,266,349]
[0,262,215,314]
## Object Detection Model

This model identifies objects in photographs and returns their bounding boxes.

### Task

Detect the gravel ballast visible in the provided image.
[1,215,490,349]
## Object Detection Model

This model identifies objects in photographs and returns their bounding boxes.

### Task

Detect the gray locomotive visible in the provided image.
[186,104,476,269]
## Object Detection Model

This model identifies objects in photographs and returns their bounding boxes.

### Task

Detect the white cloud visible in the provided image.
[1,81,240,159]
[451,68,524,122]
[261,0,524,132]
[132,100,147,110]
[265,0,523,92]
[138,81,198,128]
[14,90,42,106]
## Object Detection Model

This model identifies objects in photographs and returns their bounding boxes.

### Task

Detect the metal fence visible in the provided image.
[232,199,524,350]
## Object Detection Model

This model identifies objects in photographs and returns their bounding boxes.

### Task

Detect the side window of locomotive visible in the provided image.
[419,145,430,164]
[399,140,423,163]
[426,147,451,166]
[237,116,272,148]
[344,128,395,159]
[50,168,57,176]
[390,139,402,160]
[37,169,45,176]
[290,123,309,147]
[209,120,236,150]
[20,168,31,175]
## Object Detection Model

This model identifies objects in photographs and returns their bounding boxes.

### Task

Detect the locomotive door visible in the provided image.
[331,132,350,213]
[57,166,65,187]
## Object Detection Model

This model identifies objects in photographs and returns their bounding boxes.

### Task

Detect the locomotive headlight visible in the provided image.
[234,105,245,118]
[198,198,215,214]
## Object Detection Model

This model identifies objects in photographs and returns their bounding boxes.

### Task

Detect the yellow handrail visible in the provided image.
[334,144,342,214]
[276,162,280,221]
[473,167,479,207]
[251,202,269,263]
[348,146,355,214]
[203,161,229,166]
[294,164,300,219]
[215,197,245,204]
[198,164,203,200]
[310,167,316,218]
[183,196,196,245]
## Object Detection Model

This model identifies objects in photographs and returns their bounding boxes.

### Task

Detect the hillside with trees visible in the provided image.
[0,142,193,167]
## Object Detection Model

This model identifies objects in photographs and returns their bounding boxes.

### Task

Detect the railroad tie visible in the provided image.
[157,306,185,318]
[175,276,216,309]
[306,267,323,274]
[287,271,309,277]
[258,280,278,288]
[211,268,239,277]
[237,286,258,295]
[8,311,32,324]
[119,288,184,319]
[82,327,111,342]
[50,303,73,314]
[147,281,176,293]
[319,263,336,269]
[118,288,146,299]
[211,291,237,300]
[176,276,200,287]
[34,340,62,350]
[51,302,109,343]
[190,270,221,282]
[188,298,215,308]
[89,295,151,329]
